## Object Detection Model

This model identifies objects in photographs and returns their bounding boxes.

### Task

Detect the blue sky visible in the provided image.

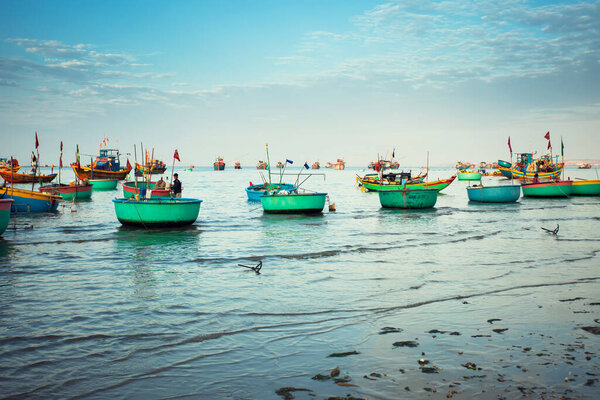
[1,0,598,166]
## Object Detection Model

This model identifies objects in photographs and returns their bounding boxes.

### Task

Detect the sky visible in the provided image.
[0,0,598,167]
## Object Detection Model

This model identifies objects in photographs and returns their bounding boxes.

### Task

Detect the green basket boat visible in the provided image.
[571,180,600,196]
[521,181,572,198]
[89,179,118,190]
[261,192,327,214]
[457,172,482,181]
[378,188,439,209]
[112,198,202,227]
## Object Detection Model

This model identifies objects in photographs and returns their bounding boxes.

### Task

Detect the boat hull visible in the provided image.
[261,193,327,214]
[123,181,170,199]
[378,188,438,209]
[246,183,294,201]
[571,180,600,196]
[0,187,60,213]
[457,172,482,181]
[71,164,131,180]
[89,179,118,190]
[0,170,57,184]
[0,199,13,235]
[358,176,455,192]
[521,181,573,198]
[112,198,202,227]
[467,184,521,203]
[497,166,563,180]
[39,183,93,200]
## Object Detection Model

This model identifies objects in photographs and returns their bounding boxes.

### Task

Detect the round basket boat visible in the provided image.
[0,199,14,235]
[112,198,202,227]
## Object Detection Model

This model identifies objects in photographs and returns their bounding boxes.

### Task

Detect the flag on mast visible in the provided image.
[544,131,550,140]
[561,137,564,157]
[174,149,180,161]
[35,132,39,148]
[508,136,512,155]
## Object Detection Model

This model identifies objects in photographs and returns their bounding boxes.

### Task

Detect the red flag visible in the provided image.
[544,131,550,140]
[35,132,39,148]
[126,159,132,171]
[547,140,552,150]
[59,154,63,168]
[60,141,63,151]
[174,149,180,162]
[507,136,512,154]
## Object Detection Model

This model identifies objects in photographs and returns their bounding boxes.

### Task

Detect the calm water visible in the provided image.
[1,166,599,399]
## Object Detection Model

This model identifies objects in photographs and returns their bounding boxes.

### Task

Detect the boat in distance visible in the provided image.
[457,171,482,181]
[378,188,439,209]
[112,198,202,228]
[467,184,521,203]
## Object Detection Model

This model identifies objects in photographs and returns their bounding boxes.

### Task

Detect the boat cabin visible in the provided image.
[93,149,121,171]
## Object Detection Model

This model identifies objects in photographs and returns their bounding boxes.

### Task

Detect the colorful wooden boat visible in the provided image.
[122,181,171,199]
[246,183,294,201]
[578,163,592,169]
[112,198,202,227]
[0,170,57,184]
[312,161,320,170]
[497,153,563,180]
[457,171,482,181]
[571,180,600,196]
[0,199,13,235]
[334,159,345,170]
[256,161,268,170]
[234,162,241,169]
[72,148,131,180]
[466,184,521,203]
[0,187,61,213]
[134,159,167,176]
[276,161,284,169]
[72,164,130,180]
[39,183,93,200]
[0,158,20,173]
[360,171,427,185]
[261,192,327,214]
[89,179,118,190]
[214,157,225,171]
[521,180,573,198]
[378,188,438,209]
[357,175,455,192]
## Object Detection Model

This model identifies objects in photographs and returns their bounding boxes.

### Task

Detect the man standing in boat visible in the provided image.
[172,173,182,198]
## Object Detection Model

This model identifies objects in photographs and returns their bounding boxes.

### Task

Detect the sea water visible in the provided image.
[1,167,599,399]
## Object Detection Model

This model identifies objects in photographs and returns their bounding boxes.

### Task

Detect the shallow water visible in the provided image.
[1,166,599,399]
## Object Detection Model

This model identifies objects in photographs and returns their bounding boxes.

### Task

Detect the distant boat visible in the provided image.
[312,161,320,170]
[39,182,93,200]
[571,180,600,196]
[89,179,118,191]
[379,188,439,209]
[245,183,294,201]
[0,199,13,235]
[0,187,60,213]
[235,162,242,169]
[112,198,202,228]
[0,169,57,184]
[578,163,592,169]
[214,157,225,171]
[457,171,482,181]
[467,184,521,203]
[256,161,268,170]
[0,158,20,173]
[521,180,572,198]
[71,148,131,180]
[276,161,284,169]
[334,159,345,170]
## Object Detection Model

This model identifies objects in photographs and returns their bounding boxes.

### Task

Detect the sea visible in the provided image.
[1,166,599,399]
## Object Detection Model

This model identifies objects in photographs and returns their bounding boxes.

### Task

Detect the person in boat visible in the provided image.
[532,173,539,183]
[171,173,182,198]
[155,176,166,189]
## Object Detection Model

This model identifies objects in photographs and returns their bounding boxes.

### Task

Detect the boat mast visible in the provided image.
[265,144,272,186]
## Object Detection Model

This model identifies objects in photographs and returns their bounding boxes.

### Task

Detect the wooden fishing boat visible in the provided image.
[256,161,268,170]
[457,171,482,181]
[0,187,60,213]
[261,192,327,214]
[122,181,171,199]
[0,199,13,235]
[39,182,93,200]
[578,163,592,169]
[378,188,438,209]
[134,159,167,176]
[214,157,225,171]
[571,180,600,196]
[234,162,241,169]
[0,169,57,184]
[89,179,118,190]
[0,158,20,173]
[359,171,427,185]
[358,175,455,192]
[497,153,563,180]
[312,161,320,170]
[112,198,202,227]
[246,183,294,201]
[72,148,131,180]
[521,180,573,198]
[467,184,521,203]
[334,159,345,170]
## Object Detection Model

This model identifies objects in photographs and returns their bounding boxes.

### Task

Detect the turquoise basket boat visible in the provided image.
[571,180,600,196]
[261,192,327,214]
[521,181,572,198]
[0,187,61,213]
[112,198,202,227]
[457,172,482,181]
[467,184,521,203]
[246,183,294,201]
[0,199,13,235]
[89,179,118,190]
[39,183,93,200]
[378,188,438,209]
[123,181,170,199]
